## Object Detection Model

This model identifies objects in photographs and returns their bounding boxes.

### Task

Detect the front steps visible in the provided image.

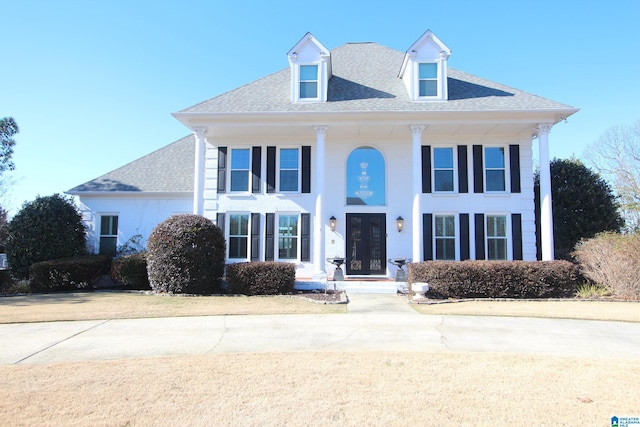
[295,279,407,294]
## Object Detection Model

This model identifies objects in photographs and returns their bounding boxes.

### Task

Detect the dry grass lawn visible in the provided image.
[412,299,640,322]
[0,292,346,323]
[1,351,637,426]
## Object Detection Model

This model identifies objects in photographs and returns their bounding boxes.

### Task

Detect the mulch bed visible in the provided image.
[289,290,346,303]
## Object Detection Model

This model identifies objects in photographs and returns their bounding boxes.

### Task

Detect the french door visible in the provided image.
[346,213,387,275]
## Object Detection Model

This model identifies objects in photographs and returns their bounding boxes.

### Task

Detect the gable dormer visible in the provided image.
[399,30,451,102]
[287,33,332,103]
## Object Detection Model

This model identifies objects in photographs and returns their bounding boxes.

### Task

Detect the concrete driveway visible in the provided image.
[2,293,640,365]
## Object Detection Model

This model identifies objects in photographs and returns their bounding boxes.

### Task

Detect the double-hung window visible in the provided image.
[433,147,455,192]
[299,65,318,99]
[435,215,456,260]
[418,63,438,97]
[487,215,508,260]
[485,147,506,191]
[278,214,298,260]
[229,214,249,259]
[99,215,118,257]
[230,149,250,192]
[279,148,299,192]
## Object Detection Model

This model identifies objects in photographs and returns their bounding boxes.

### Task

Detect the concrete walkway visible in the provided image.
[1,294,640,365]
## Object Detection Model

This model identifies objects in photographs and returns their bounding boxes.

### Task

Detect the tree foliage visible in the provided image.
[535,158,623,261]
[6,194,87,279]
[0,117,18,175]
[584,120,640,232]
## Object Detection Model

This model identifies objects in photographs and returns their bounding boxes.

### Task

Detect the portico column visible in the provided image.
[410,125,425,263]
[537,123,554,260]
[193,126,206,216]
[313,125,328,279]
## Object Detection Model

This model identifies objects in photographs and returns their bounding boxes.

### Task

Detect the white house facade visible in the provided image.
[68,31,578,283]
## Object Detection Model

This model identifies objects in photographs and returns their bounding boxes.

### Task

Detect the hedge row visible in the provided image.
[408,260,581,299]
[111,252,150,290]
[29,255,112,293]
[226,262,295,295]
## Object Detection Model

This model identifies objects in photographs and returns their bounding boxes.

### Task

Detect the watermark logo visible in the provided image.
[612,416,640,427]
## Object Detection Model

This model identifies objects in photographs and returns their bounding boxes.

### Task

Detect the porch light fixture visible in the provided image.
[396,216,404,232]
[329,216,337,231]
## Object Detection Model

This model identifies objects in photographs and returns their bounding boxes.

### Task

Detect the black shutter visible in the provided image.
[252,147,261,193]
[423,214,433,261]
[475,213,485,260]
[300,213,311,261]
[460,213,470,260]
[216,213,226,236]
[265,213,275,261]
[509,145,521,193]
[422,145,432,193]
[267,146,276,193]
[512,213,523,260]
[217,147,227,193]
[302,146,311,193]
[458,145,469,193]
[473,145,483,193]
[251,213,260,261]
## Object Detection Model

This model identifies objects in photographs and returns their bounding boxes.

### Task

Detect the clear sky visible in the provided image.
[2,0,639,215]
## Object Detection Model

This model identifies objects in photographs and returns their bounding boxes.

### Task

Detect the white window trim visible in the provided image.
[416,61,440,100]
[433,213,458,261]
[432,146,457,193]
[275,212,301,262]
[277,147,301,193]
[229,147,252,194]
[483,145,509,193]
[227,212,251,261]
[485,213,510,260]
[296,63,320,102]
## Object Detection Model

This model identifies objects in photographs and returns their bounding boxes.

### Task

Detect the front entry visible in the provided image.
[346,213,387,275]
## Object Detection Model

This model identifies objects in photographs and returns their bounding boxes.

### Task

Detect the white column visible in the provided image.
[193,126,206,216]
[410,125,425,263]
[313,125,328,279]
[538,123,554,260]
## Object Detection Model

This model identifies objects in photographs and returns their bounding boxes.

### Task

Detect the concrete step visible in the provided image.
[295,280,408,294]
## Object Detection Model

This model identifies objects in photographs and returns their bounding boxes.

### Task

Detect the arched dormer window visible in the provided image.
[399,30,451,101]
[288,33,332,103]
[346,147,385,206]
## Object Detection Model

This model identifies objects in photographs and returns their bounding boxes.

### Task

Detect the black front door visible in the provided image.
[346,213,387,275]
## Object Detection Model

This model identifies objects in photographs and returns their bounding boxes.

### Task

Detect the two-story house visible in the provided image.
[68,30,578,287]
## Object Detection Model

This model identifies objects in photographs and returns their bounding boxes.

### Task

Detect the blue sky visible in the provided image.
[2,0,639,215]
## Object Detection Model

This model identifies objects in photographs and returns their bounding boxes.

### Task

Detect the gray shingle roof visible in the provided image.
[180,42,574,114]
[68,135,194,194]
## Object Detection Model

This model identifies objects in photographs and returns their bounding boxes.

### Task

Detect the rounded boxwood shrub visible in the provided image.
[146,214,226,294]
[111,252,150,290]
[226,262,296,295]
[29,254,112,293]
[6,194,86,280]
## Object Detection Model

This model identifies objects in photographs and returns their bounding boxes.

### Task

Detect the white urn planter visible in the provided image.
[411,282,429,300]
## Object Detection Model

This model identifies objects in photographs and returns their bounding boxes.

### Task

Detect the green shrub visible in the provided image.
[111,252,150,289]
[0,269,15,293]
[147,214,226,294]
[226,262,296,295]
[29,254,112,293]
[408,260,580,299]
[573,232,640,299]
[6,194,86,280]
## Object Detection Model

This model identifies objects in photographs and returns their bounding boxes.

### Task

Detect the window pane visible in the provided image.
[436,239,456,260]
[280,149,298,169]
[488,239,507,260]
[278,215,298,259]
[487,216,507,237]
[445,216,455,236]
[485,147,505,168]
[230,171,249,191]
[419,63,437,79]
[300,82,318,98]
[99,237,117,257]
[486,170,506,191]
[100,216,117,236]
[279,170,298,191]
[229,237,247,258]
[230,215,248,235]
[419,80,437,96]
[300,65,318,81]
[434,148,453,168]
[231,149,250,169]
[434,170,454,191]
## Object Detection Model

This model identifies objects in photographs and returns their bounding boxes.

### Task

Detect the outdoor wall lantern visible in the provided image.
[329,216,337,231]
[396,216,404,232]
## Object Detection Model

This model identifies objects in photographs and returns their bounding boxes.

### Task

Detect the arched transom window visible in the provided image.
[346,147,386,206]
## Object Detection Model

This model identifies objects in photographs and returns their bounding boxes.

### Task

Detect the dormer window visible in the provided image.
[399,30,451,102]
[418,63,438,97]
[299,65,319,99]
[288,33,332,103]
